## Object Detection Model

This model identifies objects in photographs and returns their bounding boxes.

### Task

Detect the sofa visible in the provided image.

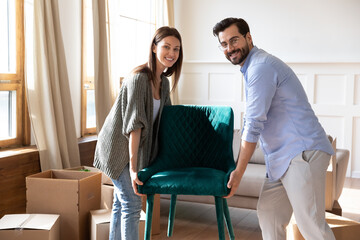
[171,129,350,214]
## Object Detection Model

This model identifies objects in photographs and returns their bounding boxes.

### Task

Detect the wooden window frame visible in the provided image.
[0,0,30,148]
[81,0,96,136]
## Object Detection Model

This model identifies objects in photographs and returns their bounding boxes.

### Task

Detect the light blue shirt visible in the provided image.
[240,46,334,181]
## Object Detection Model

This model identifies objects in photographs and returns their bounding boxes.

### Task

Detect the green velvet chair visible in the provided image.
[138,105,236,240]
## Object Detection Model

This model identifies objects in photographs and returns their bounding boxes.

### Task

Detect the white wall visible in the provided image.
[174,0,360,62]
[173,0,360,177]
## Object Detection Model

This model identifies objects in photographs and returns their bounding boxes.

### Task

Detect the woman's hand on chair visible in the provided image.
[130,169,146,196]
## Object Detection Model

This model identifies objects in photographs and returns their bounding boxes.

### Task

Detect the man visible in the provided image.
[213,17,335,240]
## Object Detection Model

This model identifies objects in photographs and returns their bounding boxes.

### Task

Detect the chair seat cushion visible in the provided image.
[140,167,229,196]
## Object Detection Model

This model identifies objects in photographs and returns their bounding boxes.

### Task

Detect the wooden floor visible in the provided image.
[338,177,360,222]
[151,177,360,240]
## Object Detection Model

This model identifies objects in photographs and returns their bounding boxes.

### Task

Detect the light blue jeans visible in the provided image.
[109,164,142,240]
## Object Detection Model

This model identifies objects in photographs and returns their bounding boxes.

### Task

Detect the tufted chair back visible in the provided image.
[150,105,234,172]
[138,105,236,240]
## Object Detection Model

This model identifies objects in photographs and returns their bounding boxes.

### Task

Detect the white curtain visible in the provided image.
[92,0,114,133]
[156,0,174,27]
[24,0,80,171]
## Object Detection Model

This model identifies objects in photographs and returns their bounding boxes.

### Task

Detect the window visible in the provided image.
[108,0,156,87]
[81,0,96,135]
[81,0,156,136]
[0,0,28,148]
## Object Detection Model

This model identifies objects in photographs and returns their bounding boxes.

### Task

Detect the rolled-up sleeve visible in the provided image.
[242,64,277,143]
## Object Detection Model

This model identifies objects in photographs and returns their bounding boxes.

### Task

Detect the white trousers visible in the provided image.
[257,150,336,240]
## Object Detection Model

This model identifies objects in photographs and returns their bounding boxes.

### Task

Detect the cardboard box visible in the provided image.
[142,194,161,235]
[327,200,342,216]
[66,166,113,186]
[99,185,160,235]
[90,209,110,240]
[325,138,337,211]
[101,184,114,209]
[26,170,101,240]
[0,214,60,240]
[287,212,360,240]
[90,209,145,240]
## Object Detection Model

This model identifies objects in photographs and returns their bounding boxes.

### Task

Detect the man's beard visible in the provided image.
[226,44,250,65]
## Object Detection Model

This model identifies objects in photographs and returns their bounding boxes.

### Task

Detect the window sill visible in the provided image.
[0,135,98,161]
[0,145,38,159]
[78,134,98,143]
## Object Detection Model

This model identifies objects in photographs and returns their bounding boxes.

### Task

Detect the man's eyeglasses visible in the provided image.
[218,35,245,51]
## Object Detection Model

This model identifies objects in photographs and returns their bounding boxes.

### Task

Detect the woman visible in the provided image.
[93,26,183,240]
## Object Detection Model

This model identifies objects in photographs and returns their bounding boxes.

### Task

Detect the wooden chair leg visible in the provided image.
[167,194,177,237]
[215,196,226,240]
[223,198,235,240]
[145,194,154,240]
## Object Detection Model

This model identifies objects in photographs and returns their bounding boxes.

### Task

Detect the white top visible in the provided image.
[153,98,161,123]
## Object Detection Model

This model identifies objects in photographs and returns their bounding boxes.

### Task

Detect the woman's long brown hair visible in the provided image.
[132,26,183,92]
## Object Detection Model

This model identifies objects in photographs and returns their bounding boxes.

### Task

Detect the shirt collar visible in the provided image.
[240,46,259,74]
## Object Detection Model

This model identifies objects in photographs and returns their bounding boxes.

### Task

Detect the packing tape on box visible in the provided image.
[14,215,35,236]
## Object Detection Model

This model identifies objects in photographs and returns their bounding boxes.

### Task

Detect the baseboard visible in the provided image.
[351,171,360,178]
